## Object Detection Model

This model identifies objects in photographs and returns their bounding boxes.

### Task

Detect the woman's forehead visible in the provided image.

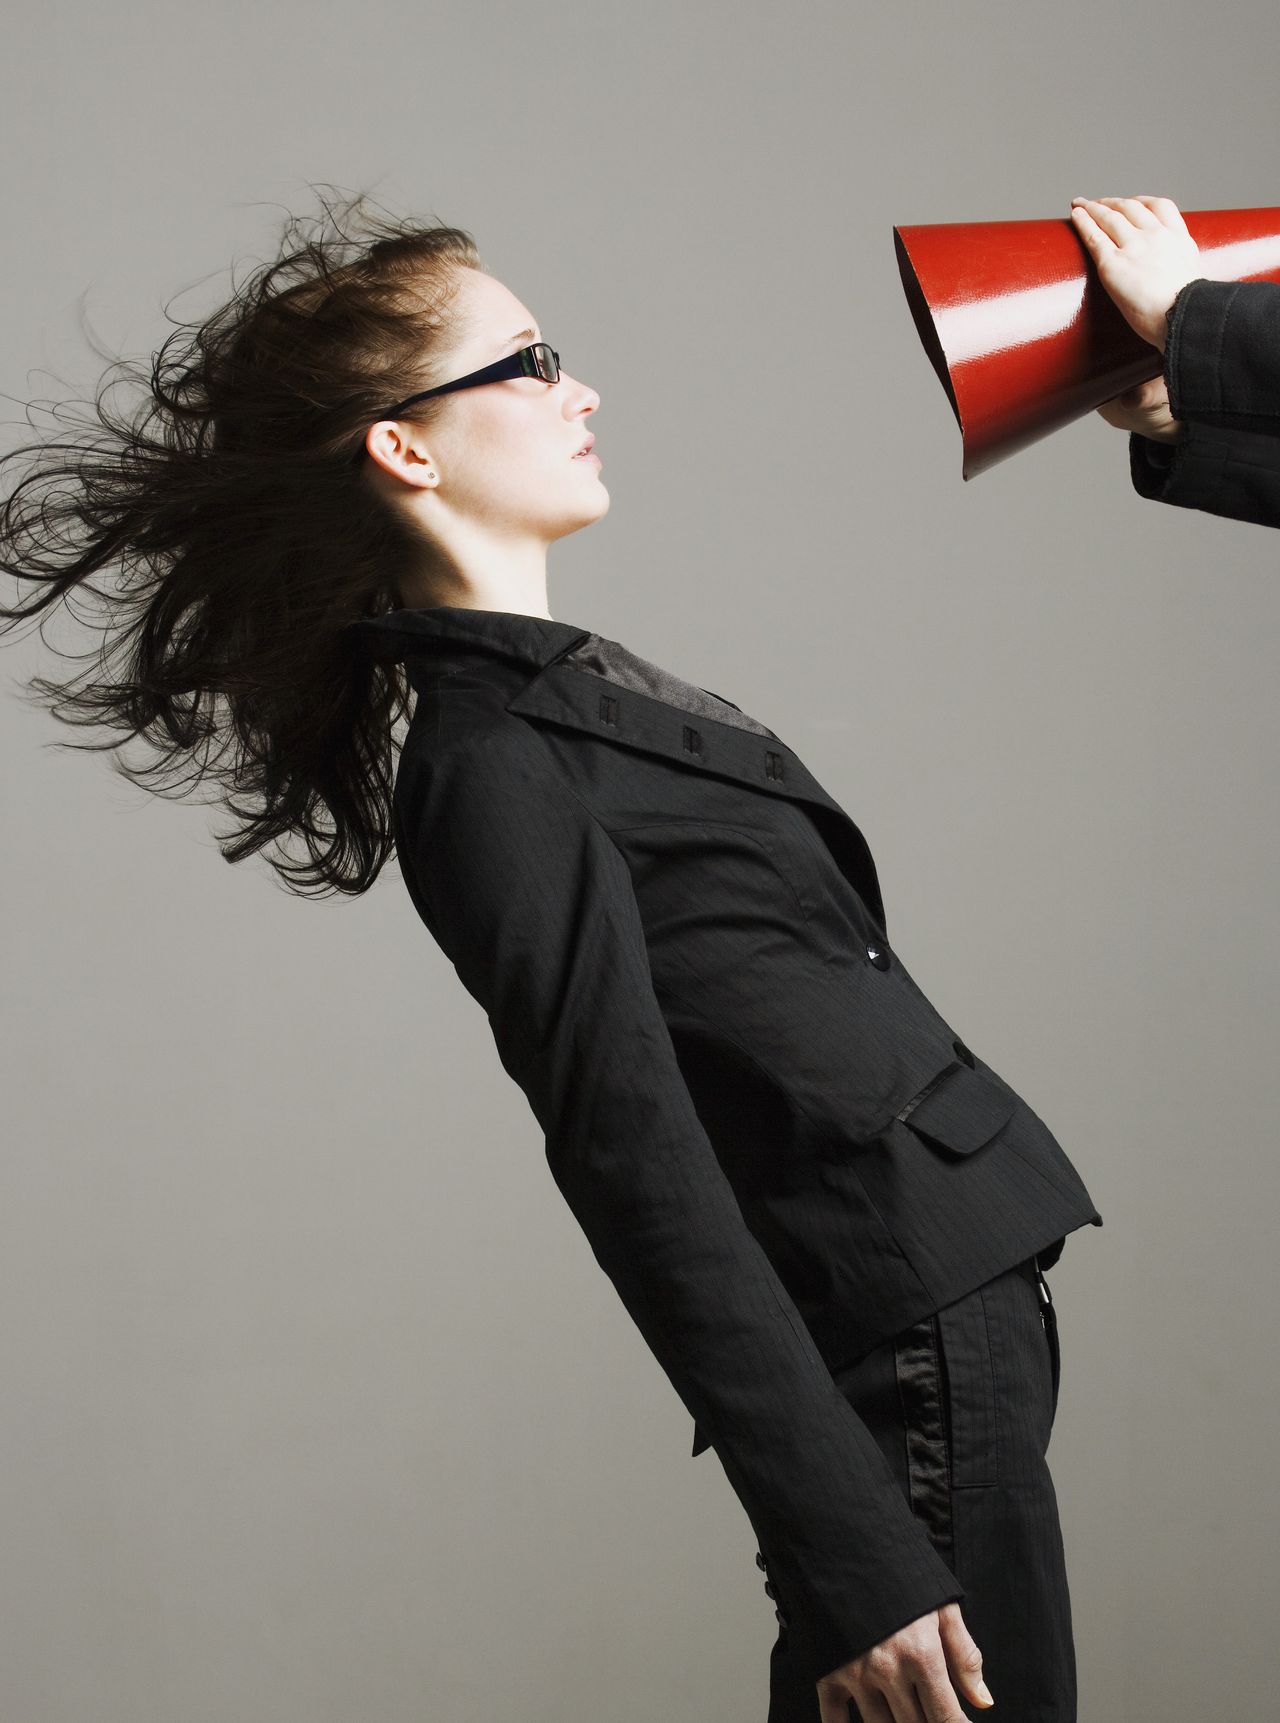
[454,268,540,351]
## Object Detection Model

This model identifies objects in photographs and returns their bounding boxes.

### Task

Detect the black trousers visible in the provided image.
[762,1253,1074,1722]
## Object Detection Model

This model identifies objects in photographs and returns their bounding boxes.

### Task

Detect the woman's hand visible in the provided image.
[1069,194,1201,352]
[816,1600,993,1723]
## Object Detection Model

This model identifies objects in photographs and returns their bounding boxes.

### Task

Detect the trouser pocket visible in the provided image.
[1034,1259,1061,1422]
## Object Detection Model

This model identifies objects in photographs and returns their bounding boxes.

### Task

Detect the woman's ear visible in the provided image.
[364,421,437,489]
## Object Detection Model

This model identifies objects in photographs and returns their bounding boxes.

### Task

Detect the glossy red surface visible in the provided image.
[893,207,1280,478]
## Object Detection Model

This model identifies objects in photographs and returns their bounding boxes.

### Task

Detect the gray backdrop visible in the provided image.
[2,3,1277,1719]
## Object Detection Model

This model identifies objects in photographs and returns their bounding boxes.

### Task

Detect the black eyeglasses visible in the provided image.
[381,341,561,421]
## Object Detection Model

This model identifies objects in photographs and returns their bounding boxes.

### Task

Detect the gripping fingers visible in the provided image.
[1099,195,1162,227]
[1071,194,1188,243]
[1071,197,1139,245]
[1134,195,1190,230]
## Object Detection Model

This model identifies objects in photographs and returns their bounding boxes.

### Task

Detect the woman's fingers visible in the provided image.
[1071,198,1127,246]
[1069,203,1109,250]
[1136,195,1191,232]
[1098,195,1161,226]
[1069,194,1199,350]
[1072,194,1187,235]
[818,1679,897,1723]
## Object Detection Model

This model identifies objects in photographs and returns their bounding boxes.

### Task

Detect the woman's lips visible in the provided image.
[572,450,602,465]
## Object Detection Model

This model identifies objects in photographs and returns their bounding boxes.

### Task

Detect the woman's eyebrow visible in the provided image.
[500,326,539,351]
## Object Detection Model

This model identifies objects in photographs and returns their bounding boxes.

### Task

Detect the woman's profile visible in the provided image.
[0,186,1102,1723]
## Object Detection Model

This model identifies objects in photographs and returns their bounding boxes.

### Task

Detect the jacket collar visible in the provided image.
[508,657,887,931]
[346,605,593,672]
[348,604,886,928]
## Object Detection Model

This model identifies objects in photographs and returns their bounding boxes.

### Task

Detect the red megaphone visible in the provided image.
[893,206,1280,479]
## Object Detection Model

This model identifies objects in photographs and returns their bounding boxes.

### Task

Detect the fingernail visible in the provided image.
[977,1680,995,1705]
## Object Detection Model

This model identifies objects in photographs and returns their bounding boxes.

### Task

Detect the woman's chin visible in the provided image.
[573,483,611,523]
[554,491,611,541]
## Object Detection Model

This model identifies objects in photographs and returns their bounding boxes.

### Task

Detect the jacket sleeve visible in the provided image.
[393,718,964,1689]
[1128,276,1280,529]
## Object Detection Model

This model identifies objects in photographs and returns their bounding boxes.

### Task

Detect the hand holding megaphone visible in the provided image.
[893,197,1280,476]
[1067,196,1203,351]
[1092,371,1185,446]
[1069,196,1200,446]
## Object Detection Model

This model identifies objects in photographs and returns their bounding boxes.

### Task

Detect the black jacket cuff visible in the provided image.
[1165,278,1280,431]
[1129,422,1280,527]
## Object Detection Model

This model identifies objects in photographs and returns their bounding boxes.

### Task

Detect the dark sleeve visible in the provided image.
[395,721,963,1689]
[1128,276,1280,528]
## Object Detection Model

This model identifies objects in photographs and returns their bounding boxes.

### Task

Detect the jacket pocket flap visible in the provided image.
[896,1060,1017,1156]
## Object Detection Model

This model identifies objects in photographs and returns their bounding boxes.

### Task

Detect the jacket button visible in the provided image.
[775,1608,788,1627]
[763,1581,776,1599]
[866,942,890,970]
[755,1550,768,1572]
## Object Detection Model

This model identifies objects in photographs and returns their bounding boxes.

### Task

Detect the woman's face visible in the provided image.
[367,266,608,550]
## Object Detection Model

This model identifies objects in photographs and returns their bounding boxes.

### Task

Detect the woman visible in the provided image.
[0,187,1102,1723]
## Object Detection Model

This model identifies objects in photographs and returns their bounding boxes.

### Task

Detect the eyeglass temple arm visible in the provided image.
[383,346,551,419]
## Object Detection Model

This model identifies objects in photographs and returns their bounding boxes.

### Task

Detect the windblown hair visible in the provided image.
[0,184,484,896]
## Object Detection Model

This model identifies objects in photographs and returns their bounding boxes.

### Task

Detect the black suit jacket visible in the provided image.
[1129,276,1280,527]
[348,604,1104,1688]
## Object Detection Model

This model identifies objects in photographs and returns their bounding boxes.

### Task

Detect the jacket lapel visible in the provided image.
[505,658,887,929]
[553,630,781,739]
[357,605,888,931]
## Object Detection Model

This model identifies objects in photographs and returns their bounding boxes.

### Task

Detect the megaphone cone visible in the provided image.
[893,206,1280,478]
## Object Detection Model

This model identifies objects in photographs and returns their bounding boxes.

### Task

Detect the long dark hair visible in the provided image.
[0,184,483,896]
